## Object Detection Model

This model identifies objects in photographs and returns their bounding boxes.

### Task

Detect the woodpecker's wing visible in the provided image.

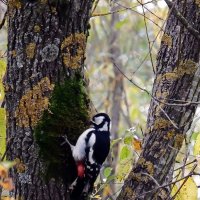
[72,128,95,161]
[87,133,96,164]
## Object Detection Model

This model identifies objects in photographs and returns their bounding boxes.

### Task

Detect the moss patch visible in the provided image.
[34,75,90,183]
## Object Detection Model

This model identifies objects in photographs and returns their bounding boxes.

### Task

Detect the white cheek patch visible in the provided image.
[94,116,104,125]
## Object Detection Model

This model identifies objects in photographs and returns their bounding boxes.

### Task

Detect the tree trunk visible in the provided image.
[5,1,93,199]
[108,3,124,197]
[117,0,200,199]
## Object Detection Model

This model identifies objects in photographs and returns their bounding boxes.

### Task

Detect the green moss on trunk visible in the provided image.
[34,75,90,184]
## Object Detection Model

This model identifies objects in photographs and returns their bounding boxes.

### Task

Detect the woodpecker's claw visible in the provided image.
[61,135,69,146]
[61,135,74,151]
[69,178,78,190]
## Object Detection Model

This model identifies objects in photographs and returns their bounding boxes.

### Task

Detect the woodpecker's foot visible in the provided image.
[60,135,69,146]
[69,178,78,190]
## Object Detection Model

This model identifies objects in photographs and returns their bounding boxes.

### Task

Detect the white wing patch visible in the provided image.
[88,133,96,164]
[72,128,95,161]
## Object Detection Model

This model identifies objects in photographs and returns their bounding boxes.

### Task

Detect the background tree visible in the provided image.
[117,0,200,199]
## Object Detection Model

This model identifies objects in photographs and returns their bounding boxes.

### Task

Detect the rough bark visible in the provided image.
[117,0,200,199]
[5,0,93,199]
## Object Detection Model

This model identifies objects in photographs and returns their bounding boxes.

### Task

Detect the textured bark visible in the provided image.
[5,1,93,199]
[117,0,200,199]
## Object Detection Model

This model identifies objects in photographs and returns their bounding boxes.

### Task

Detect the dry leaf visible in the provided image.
[0,164,8,178]
[0,178,14,191]
[132,136,142,151]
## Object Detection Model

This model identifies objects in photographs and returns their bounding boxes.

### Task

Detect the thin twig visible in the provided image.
[174,159,197,171]
[92,0,100,14]
[154,100,179,129]
[92,0,154,17]
[169,164,197,200]
[113,60,200,107]
[137,163,197,198]
[0,50,7,58]
[141,172,161,187]
[114,1,163,30]
[130,0,175,76]
[0,11,7,30]
[140,0,155,73]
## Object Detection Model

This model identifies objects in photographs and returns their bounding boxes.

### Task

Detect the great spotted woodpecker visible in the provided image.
[62,113,111,199]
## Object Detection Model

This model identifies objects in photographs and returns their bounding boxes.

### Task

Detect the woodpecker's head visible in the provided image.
[91,113,111,132]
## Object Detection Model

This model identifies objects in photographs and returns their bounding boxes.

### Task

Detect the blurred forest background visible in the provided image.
[0,0,200,199]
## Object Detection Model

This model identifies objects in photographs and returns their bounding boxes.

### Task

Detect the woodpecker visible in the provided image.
[62,113,111,199]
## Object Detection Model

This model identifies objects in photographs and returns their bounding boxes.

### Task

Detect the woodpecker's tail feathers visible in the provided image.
[69,177,85,200]
[69,177,94,200]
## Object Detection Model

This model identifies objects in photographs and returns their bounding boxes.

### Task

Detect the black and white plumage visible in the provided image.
[63,113,111,199]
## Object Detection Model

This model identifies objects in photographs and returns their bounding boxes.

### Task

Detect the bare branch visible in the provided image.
[0,10,7,30]
[139,0,155,74]
[92,0,155,18]
[112,60,200,107]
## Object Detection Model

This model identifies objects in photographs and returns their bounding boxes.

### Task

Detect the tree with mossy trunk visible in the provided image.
[117,0,200,199]
[5,0,94,199]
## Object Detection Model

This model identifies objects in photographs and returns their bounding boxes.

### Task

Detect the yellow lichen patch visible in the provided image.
[51,7,57,14]
[26,43,36,59]
[166,130,175,140]
[15,77,54,127]
[174,60,197,76]
[14,158,26,173]
[137,158,154,175]
[124,186,136,198]
[144,127,151,135]
[195,0,200,7]
[155,188,168,199]
[11,50,17,58]
[132,173,142,182]
[3,84,9,92]
[161,34,172,47]
[156,74,162,84]
[156,90,169,99]
[8,0,21,9]
[174,134,184,150]
[61,33,86,69]
[145,161,154,175]
[154,118,172,130]
[137,157,145,165]
[156,72,177,83]
[34,25,41,33]
[40,0,48,4]
[162,72,178,80]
